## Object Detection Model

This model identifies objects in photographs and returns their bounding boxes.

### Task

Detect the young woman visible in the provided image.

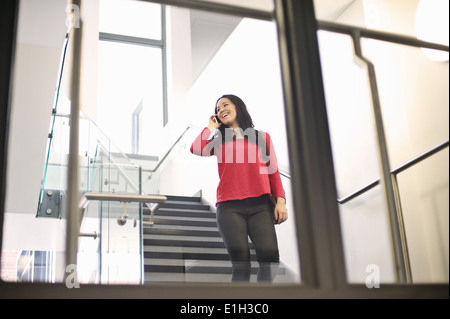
[190,94,287,282]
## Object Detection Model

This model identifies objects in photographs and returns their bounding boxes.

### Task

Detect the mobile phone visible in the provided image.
[215,115,222,124]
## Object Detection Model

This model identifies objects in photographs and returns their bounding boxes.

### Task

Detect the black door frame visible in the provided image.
[0,0,447,299]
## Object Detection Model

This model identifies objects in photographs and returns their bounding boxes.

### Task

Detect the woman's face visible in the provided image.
[216,98,239,128]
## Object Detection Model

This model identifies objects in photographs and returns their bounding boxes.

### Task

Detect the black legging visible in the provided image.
[216,195,280,282]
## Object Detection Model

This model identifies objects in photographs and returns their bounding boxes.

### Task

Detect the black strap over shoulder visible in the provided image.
[256,130,271,166]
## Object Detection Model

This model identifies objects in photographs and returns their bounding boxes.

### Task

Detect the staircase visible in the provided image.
[142,194,295,283]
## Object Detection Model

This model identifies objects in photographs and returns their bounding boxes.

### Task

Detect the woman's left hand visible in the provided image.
[274,198,288,225]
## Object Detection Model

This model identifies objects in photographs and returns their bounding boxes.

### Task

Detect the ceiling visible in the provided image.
[190,9,242,81]
[15,0,357,80]
[17,0,67,47]
[189,0,356,81]
[314,0,356,21]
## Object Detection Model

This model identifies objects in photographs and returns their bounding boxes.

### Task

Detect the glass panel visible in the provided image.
[318,16,448,284]
[360,38,449,169]
[77,111,145,285]
[318,31,396,284]
[3,86,146,285]
[318,31,381,199]
[37,109,70,217]
[361,38,449,283]
[397,149,449,283]
[99,0,162,40]
[339,186,396,283]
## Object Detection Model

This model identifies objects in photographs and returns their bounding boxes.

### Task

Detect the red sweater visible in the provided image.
[190,127,285,204]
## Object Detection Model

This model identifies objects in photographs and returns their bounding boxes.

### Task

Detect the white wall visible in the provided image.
[3,0,99,255]
[5,0,67,216]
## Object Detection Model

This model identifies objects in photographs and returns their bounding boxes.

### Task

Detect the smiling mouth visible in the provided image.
[221,113,229,118]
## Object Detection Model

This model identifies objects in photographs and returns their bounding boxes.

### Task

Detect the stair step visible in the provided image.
[146,215,216,222]
[143,227,221,237]
[145,223,218,232]
[144,258,236,267]
[144,245,231,254]
[144,264,287,275]
[143,237,255,249]
[144,272,295,283]
[145,265,251,274]
[144,272,232,283]
[164,195,202,202]
[140,194,299,284]
[143,260,295,284]
[143,251,258,261]
[158,201,211,211]
[144,207,216,219]
[144,238,226,248]
[146,218,217,227]
[144,233,223,242]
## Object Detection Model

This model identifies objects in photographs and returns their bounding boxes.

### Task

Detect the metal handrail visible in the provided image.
[319,21,449,207]
[83,192,167,203]
[79,192,167,230]
[337,140,449,204]
[55,111,137,168]
[279,169,291,179]
[77,192,167,284]
[318,20,448,284]
[140,0,273,21]
[317,20,449,52]
[149,125,199,172]
[96,142,141,193]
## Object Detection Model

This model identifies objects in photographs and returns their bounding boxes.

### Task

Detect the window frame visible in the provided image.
[0,0,448,299]
[98,3,168,127]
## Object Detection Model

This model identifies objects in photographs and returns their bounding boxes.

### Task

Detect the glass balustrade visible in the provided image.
[36,94,146,284]
[318,28,449,284]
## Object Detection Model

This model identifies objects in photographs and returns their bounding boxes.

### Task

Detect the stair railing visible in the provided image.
[317,20,449,284]
[149,125,200,173]
[337,140,449,205]
[78,191,166,284]
[37,27,71,217]
[39,96,166,284]
[79,192,166,229]
[138,125,200,225]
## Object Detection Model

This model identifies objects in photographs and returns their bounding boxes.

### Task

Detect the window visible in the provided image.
[98,0,167,155]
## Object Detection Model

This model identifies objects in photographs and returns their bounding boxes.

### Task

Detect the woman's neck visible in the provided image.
[233,127,244,139]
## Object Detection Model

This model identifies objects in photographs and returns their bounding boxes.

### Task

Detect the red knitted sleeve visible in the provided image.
[190,127,214,156]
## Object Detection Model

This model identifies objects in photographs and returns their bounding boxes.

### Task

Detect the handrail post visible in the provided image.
[65,0,83,279]
[351,30,411,283]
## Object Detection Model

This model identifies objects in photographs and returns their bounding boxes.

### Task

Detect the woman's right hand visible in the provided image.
[208,114,222,131]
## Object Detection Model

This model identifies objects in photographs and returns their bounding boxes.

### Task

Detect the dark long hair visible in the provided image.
[213,94,255,143]
[215,94,254,130]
